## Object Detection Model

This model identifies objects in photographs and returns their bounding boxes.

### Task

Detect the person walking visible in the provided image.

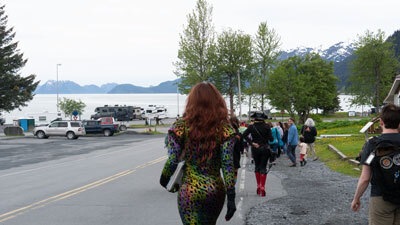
[242,111,273,197]
[282,122,290,154]
[230,115,243,183]
[268,122,279,164]
[160,82,237,224]
[275,122,284,157]
[298,136,308,166]
[351,104,400,225]
[287,118,299,167]
[301,118,318,161]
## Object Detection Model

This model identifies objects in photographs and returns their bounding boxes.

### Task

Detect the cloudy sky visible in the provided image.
[3,0,400,86]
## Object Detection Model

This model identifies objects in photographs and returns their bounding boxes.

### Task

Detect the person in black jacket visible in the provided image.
[242,111,273,197]
[301,118,318,161]
[230,115,243,182]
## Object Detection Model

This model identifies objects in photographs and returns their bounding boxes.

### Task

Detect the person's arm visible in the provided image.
[242,125,253,146]
[312,127,317,137]
[221,136,237,221]
[160,124,183,188]
[351,165,371,212]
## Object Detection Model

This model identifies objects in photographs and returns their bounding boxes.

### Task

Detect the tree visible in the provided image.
[215,29,253,116]
[0,4,39,113]
[251,22,280,110]
[174,0,217,93]
[58,98,86,119]
[266,54,339,124]
[348,30,400,113]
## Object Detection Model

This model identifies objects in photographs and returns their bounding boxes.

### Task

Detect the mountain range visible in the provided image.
[35,79,179,94]
[35,30,400,94]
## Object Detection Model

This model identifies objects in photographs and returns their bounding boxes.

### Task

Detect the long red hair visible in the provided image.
[183,82,228,164]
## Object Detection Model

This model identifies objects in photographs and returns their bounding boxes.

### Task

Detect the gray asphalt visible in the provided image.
[0,130,368,225]
[0,132,287,225]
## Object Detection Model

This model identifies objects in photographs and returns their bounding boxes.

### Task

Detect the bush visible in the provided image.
[315,119,370,130]
[309,114,322,123]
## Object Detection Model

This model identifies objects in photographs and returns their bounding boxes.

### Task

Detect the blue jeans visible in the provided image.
[287,145,297,163]
[283,143,288,154]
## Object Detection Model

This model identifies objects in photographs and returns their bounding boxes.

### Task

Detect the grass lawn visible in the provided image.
[318,125,364,135]
[314,122,369,177]
[129,124,170,128]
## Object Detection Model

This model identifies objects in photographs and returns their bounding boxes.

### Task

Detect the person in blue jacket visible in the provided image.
[287,118,299,167]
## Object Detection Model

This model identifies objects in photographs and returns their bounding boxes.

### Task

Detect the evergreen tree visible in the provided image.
[174,0,217,93]
[348,30,400,113]
[0,4,39,112]
[251,22,280,110]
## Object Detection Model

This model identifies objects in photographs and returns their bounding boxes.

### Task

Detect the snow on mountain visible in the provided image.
[279,40,356,62]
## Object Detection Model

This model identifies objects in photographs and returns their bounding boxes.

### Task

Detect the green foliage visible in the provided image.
[214,29,253,114]
[387,29,400,63]
[58,98,86,119]
[174,0,217,94]
[315,118,370,130]
[308,114,322,124]
[250,22,280,110]
[348,30,400,112]
[0,5,39,112]
[266,53,339,124]
[316,136,365,177]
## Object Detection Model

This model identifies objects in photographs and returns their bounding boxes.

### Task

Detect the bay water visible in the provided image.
[2,94,370,124]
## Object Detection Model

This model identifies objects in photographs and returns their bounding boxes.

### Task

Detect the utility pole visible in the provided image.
[237,69,242,120]
[56,63,62,113]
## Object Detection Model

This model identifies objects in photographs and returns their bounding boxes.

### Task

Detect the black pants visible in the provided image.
[252,146,270,174]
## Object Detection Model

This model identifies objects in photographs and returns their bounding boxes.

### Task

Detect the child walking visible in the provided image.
[299,136,308,166]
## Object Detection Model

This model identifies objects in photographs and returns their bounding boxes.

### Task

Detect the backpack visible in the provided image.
[370,137,400,205]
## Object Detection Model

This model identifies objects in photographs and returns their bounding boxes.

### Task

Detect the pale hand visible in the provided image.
[351,198,360,212]
[253,143,259,148]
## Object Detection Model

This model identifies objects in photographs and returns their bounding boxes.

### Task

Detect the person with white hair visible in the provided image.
[301,118,318,161]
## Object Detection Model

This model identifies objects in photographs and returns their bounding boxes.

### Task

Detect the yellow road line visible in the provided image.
[0,155,167,223]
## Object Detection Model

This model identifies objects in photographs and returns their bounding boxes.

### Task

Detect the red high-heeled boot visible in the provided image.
[255,172,261,195]
[260,174,267,197]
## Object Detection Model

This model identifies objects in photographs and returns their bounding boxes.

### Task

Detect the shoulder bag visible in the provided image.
[166,125,187,193]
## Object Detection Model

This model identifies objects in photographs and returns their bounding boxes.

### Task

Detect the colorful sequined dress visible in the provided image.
[161,120,236,225]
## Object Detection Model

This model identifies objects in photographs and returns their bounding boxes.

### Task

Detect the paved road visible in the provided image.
[0,133,285,225]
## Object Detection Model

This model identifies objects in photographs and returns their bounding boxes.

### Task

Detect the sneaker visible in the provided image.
[300,161,304,167]
[289,163,297,167]
[313,157,319,161]
[303,160,307,166]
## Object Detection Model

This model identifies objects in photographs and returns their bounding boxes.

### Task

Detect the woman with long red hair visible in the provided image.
[160,82,236,225]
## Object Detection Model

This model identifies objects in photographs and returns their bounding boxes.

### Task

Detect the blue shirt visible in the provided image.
[288,124,298,145]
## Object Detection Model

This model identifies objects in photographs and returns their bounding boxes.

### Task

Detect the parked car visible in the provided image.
[82,120,117,137]
[98,117,127,132]
[33,121,85,140]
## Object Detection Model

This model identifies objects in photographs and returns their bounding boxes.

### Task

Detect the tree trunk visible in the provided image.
[229,75,234,116]
[261,94,264,111]
[248,95,252,121]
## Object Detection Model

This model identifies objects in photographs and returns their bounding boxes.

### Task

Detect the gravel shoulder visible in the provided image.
[245,154,369,225]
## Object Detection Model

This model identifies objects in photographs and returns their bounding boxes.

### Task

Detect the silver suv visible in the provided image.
[33,121,86,140]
